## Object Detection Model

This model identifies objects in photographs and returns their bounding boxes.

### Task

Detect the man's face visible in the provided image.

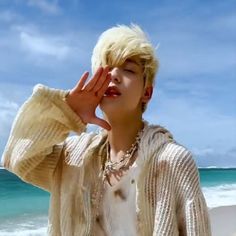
[100,56,152,116]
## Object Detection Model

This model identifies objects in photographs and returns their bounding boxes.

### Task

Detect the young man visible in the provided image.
[2,25,211,235]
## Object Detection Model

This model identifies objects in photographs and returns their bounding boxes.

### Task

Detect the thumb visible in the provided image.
[91,116,111,131]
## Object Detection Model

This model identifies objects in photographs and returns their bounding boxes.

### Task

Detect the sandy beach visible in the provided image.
[209,205,236,236]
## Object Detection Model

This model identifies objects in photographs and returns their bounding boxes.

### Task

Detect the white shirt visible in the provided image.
[96,159,142,236]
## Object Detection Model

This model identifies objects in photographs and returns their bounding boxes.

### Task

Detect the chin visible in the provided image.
[100,100,124,116]
[100,102,117,113]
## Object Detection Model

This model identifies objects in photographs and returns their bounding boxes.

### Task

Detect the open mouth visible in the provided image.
[104,86,121,97]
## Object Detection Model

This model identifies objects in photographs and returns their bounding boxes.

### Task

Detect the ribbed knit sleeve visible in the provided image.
[150,141,211,236]
[172,144,212,236]
[1,84,86,191]
[180,192,211,236]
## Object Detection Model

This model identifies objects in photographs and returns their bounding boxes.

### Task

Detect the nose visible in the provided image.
[109,67,121,84]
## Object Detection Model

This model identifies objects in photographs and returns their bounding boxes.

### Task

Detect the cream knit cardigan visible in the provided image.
[2,85,211,236]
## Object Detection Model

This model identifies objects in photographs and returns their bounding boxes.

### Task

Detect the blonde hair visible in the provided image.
[91,24,159,88]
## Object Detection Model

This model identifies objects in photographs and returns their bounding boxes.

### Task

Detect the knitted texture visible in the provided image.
[2,85,211,236]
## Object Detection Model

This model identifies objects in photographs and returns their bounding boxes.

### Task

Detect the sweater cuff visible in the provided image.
[33,83,69,100]
[32,84,86,133]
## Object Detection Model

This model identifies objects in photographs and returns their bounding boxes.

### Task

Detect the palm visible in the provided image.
[66,66,111,130]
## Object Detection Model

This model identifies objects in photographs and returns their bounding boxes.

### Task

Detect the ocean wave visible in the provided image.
[199,166,236,169]
[202,183,236,208]
[0,227,47,236]
[0,214,47,236]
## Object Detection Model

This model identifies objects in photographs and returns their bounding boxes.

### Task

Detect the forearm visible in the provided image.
[1,84,86,189]
[178,192,211,236]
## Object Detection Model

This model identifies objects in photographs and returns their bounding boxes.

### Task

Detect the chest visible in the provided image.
[95,162,140,236]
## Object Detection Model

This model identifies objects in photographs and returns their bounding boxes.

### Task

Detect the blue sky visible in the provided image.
[0,0,235,167]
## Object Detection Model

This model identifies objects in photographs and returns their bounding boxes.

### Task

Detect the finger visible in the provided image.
[97,73,111,97]
[91,116,111,131]
[73,71,89,92]
[93,65,110,92]
[84,67,103,91]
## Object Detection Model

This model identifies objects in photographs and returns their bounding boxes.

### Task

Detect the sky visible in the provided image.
[0,0,235,167]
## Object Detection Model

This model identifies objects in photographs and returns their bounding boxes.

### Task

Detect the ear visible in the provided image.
[141,86,153,103]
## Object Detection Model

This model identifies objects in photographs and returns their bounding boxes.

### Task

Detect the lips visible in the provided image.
[104,86,121,97]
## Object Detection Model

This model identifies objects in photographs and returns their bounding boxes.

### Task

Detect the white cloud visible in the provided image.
[211,12,236,32]
[156,33,235,78]
[0,0,235,169]
[0,10,21,23]
[144,90,236,167]
[20,32,70,59]
[150,7,236,78]
[8,24,94,65]
[0,94,19,151]
[145,89,236,152]
[0,23,94,86]
[195,147,236,167]
[192,147,215,156]
[0,94,19,120]
[27,0,61,15]
[0,83,32,157]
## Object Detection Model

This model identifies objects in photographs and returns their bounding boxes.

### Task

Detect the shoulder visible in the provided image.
[141,122,195,170]
[141,122,173,144]
[159,142,201,197]
[139,122,193,167]
[156,141,198,178]
[139,122,174,158]
[159,142,195,167]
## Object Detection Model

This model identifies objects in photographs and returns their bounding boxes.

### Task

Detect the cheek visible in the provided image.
[126,75,144,90]
[132,80,145,97]
[122,74,145,101]
[126,82,145,104]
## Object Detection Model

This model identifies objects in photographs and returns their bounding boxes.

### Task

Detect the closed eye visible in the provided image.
[124,68,135,74]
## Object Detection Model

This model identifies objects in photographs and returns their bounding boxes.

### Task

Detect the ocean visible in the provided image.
[0,167,236,235]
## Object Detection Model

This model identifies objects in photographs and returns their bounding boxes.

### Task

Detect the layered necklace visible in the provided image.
[102,126,144,186]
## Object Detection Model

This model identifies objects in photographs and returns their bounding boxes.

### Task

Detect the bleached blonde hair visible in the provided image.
[91,24,159,88]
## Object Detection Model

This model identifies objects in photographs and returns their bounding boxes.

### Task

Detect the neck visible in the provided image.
[105,116,144,159]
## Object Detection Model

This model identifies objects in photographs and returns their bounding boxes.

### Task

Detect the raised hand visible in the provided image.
[66,66,111,130]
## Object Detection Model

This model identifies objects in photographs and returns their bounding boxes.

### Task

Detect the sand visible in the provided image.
[209,205,236,236]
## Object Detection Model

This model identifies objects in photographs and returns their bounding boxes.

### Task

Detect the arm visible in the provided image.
[2,66,111,191]
[178,192,211,236]
[2,85,86,191]
[174,148,211,236]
